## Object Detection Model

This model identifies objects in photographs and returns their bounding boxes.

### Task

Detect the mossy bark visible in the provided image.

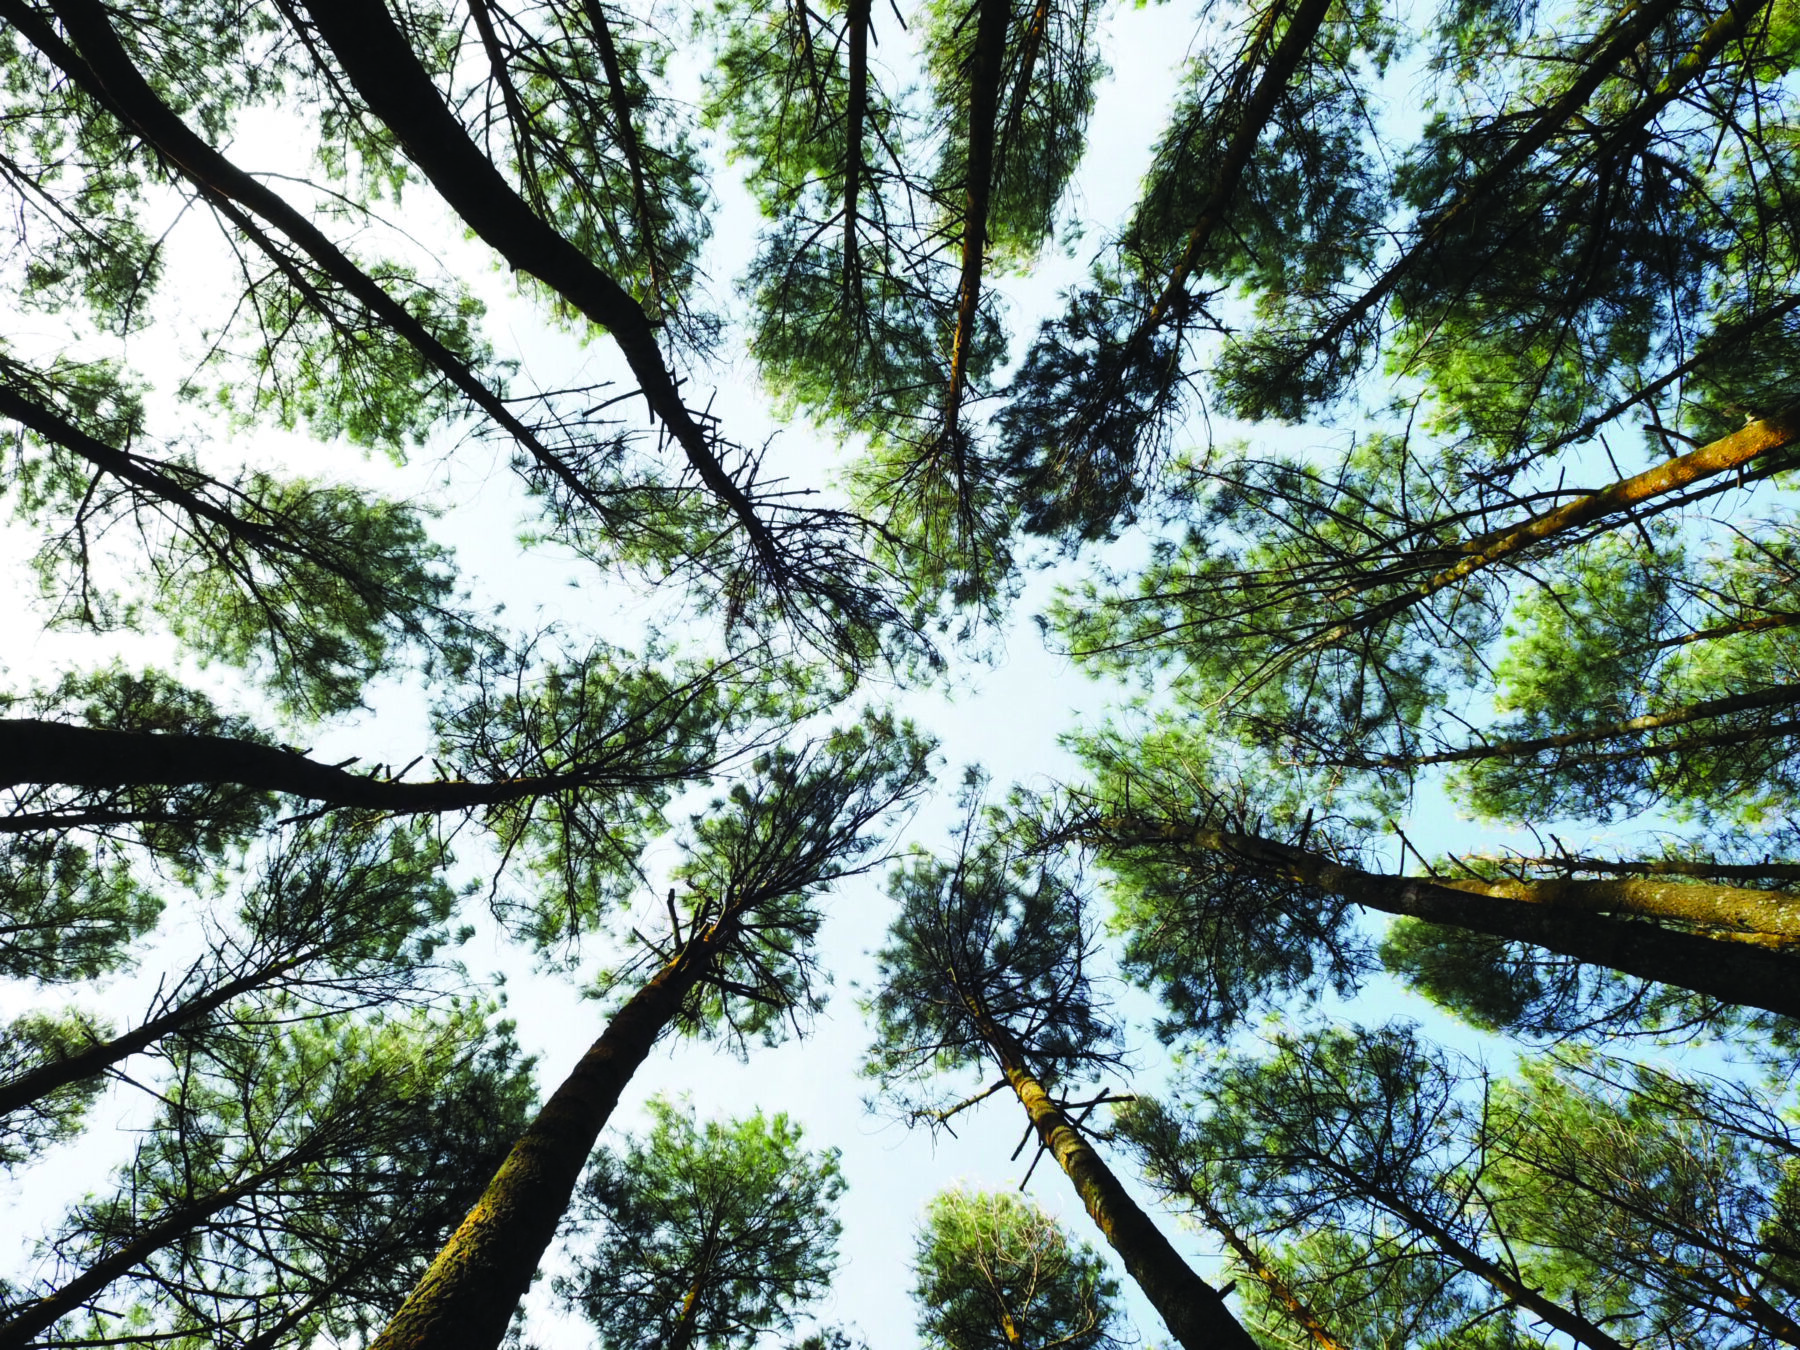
[368,926,730,1350]
[975,1016,1259,1350]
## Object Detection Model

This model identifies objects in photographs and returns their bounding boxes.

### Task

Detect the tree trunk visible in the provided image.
[0,957,305,1119]
[1357,1183,1630,1350]
[942,0,1011,437]
[1303,402,1800,654]
[0,1162,297,1349]
[841,0,870,308]
[0,719,683,816]
[367,919,734,1350]
[1100,819,1800,1020]
[294,0,780,570]
[1339,681,1800,768]
[15,0,607,523]
[1437,874,1800,942]
[973,1016,1259,1350]
[1136,0,1335,337]
[1190,1196,1352,1350]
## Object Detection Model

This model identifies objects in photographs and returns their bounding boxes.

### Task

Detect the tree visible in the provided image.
[1026,763,1800,1042]
[561,1097,843,1350]
[0,1002,535,1350]
[366,715,931,1350]
[0,812,460,1166]
[911,1189,1124,1350]
[4,0,1800,1344]
[1119,1024,1634,1350]
[865,786,1259,1350]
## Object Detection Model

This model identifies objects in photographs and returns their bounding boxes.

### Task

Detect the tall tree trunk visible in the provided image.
[1190,1196,1352,1350]
[972,1015,1259,1350]
[841,0,870,310]
[1134,0,1335,338]
[367,917,735,1350]
[1097,818,1800,1020]
[293,0,781,570]
[12,0,611,525]
[942,0,1011,439]
[1436,874,1800,942]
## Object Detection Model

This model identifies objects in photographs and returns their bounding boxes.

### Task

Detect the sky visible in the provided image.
[0,3,1661,1348]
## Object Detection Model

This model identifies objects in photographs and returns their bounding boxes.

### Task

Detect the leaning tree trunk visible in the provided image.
[0,1160,299,1349]
[1356,1182,1629,1350]
[367,917,736,1350]
[1101,818,1800,1021]
[0,957,305,1119]
[1191,1195,1352,1350]
[972,1014,1260,1350]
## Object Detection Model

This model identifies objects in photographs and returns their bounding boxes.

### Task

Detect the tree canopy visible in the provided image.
[2,0,1799,1345]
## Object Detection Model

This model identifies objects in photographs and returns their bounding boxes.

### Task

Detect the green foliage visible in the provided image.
[661,711,936,1047]
[0,1008,112,1169]
[0,834,162,983]
[1484,1053,1800,1347]
[12,1001,536,1349]
[864,777,1118,1100]
[433,644,751,949]
[911,1189,1121,1350]
[562,1097,843,1350]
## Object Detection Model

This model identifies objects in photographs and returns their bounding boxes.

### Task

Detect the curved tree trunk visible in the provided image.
[293,0,781,570]
[14,0,612,525]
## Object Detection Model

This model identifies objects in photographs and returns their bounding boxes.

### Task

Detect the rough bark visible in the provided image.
[1098,819,1800,1020]
[0,719,688,816]
[1439,874,1800,942]
[974,1016,1259,1350]
[368,921,733,1350]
